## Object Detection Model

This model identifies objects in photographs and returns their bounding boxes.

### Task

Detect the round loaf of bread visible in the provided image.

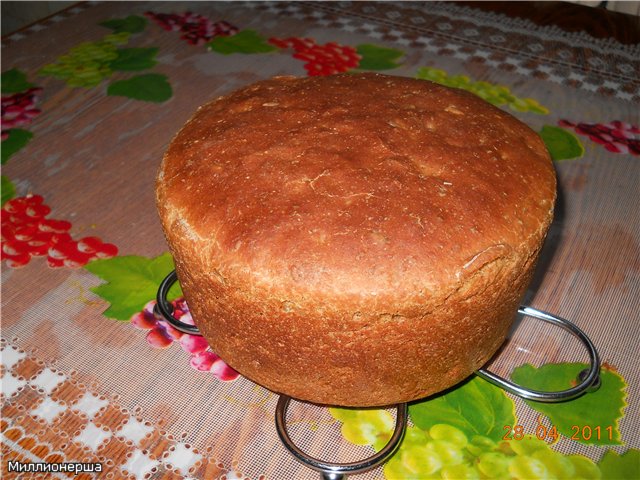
[156,73,556,407]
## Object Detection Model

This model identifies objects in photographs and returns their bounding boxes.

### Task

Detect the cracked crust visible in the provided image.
[156,73,556,406]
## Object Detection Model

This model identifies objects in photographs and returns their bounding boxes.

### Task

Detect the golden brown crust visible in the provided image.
[156,73,556,406]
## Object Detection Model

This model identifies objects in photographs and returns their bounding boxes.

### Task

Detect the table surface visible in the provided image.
[459,1,640,45]
[2,2,639,479]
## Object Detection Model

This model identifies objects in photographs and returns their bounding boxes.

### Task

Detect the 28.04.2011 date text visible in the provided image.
[503,424,614,442]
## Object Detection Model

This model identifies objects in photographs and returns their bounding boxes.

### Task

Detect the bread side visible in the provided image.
[157,73,556,406]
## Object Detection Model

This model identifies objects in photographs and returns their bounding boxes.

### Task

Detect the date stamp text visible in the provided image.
[503,424,614,442]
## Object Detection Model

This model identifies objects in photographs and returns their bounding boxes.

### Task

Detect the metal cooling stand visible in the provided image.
[276,396,407,480]
[156,270,601,479]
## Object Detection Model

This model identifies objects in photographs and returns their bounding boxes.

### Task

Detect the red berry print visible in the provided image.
[145,11,238,46]
[1,87,42,139]
[193,351,239,381]
[269,37,361,76]
[1,194,118,269]
[131,299,240,381]
[559,119,640,156]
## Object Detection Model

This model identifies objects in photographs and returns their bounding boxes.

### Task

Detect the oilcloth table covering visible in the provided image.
[1,2,639,479]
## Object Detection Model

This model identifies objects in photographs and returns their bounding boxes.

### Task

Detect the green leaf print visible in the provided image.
[511,363,627,445]
[598,449,640,479]
[409,376,516,442]
[99,15,148,34]
[1,68,34,94]
[539,125,585,161]
[2,129,33,164]
[208,30,277,54]
[1,176,16,206]
[109,48,159,71]
[84,253,182,320]
[356,44,404,70]
[107,73,172,102]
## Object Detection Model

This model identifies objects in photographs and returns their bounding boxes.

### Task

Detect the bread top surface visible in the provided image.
[157,73,556,304]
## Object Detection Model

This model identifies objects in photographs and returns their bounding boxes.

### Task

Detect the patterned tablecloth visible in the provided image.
[2,2,639,479]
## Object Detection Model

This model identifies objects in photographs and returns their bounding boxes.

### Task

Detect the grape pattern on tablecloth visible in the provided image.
[2,2,639,479]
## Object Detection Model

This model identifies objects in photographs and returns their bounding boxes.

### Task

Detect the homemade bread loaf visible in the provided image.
[156,73,556,407]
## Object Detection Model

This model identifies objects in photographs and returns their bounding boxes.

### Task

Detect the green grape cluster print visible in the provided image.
[415,67,548,114]
[36,15,172,103]
[39,32,130,87]
[384,425,600,479]
[329,372,634,480]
